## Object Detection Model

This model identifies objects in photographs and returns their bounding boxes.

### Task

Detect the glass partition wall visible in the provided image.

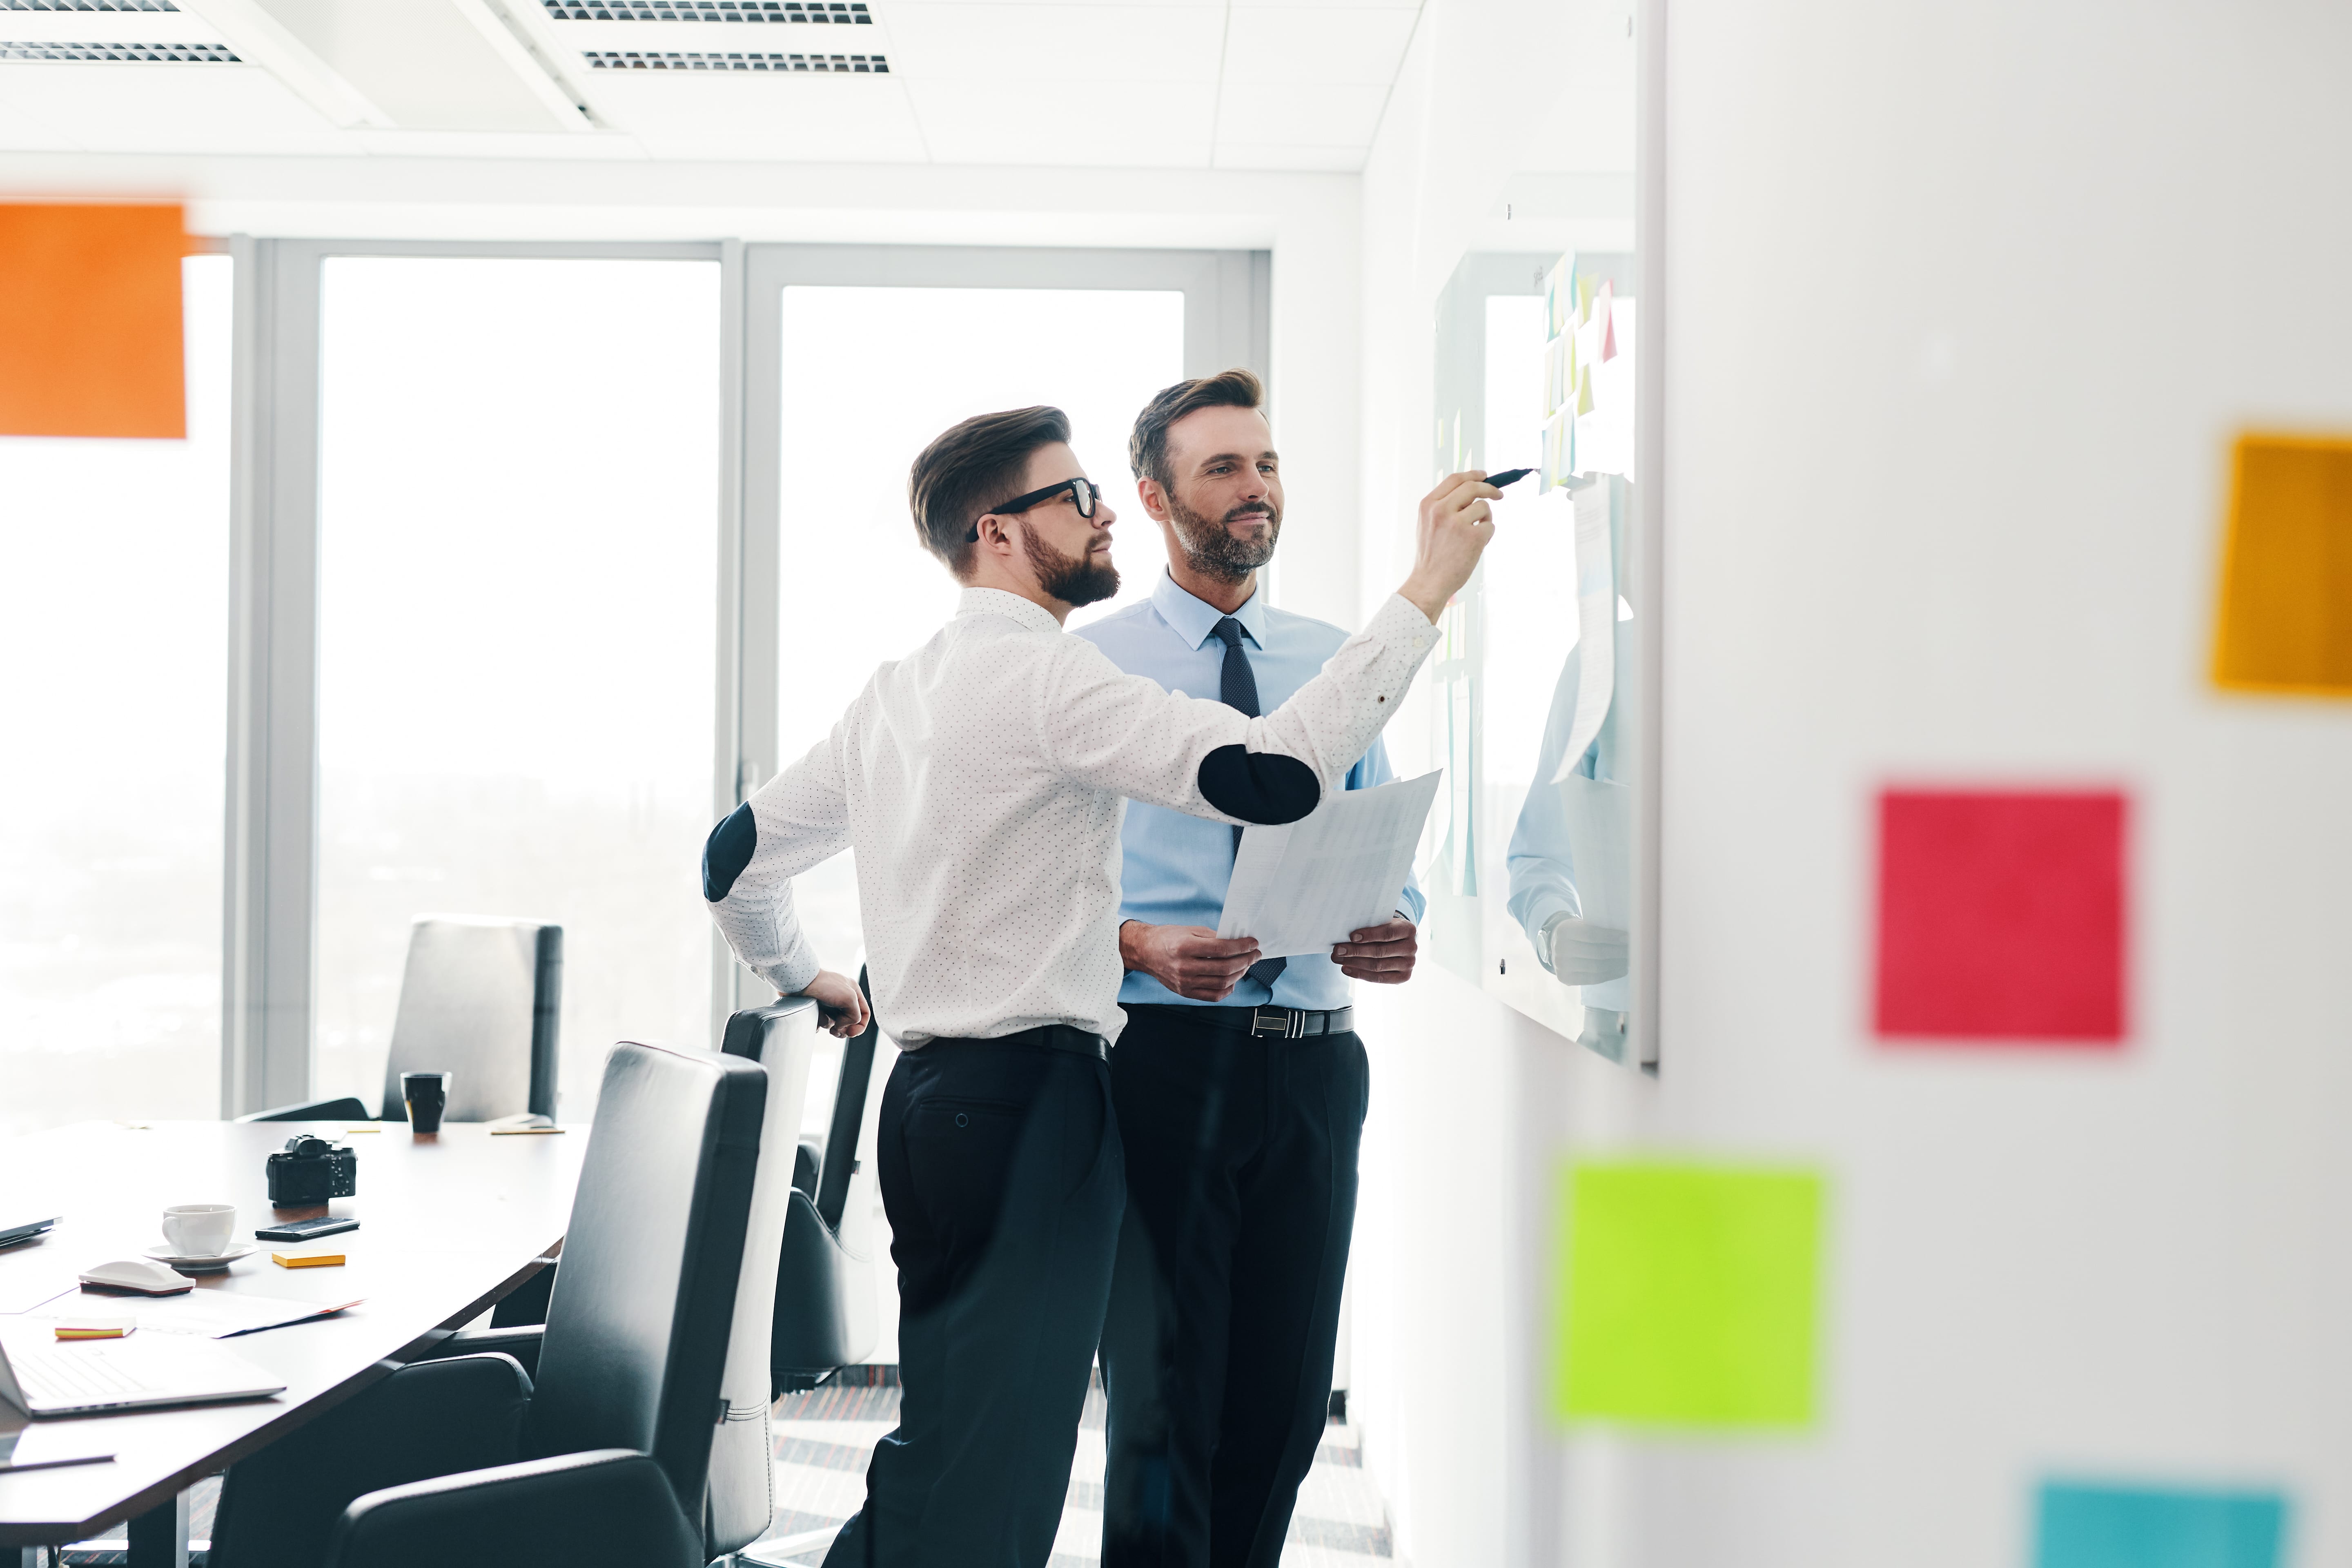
[1,239,1268,1133]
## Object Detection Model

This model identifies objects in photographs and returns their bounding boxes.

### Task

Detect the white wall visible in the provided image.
[1628,3,2352,1564]
[1343,2,1638,1564]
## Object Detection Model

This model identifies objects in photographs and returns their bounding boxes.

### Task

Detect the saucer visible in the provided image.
[145,1243,256,1274]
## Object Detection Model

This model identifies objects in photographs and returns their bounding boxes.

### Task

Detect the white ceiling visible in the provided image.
[0,0,1436,170]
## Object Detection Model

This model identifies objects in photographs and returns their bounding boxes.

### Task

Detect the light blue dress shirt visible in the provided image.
[1076,570,1428,1012]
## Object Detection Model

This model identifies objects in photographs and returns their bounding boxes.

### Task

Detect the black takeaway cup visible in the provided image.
[401,1071,451,1134]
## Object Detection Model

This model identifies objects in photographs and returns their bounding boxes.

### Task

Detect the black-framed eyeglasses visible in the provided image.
[965,476,1109,542]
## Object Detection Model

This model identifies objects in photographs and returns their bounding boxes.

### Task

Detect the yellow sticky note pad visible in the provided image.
[2213,433,2352,697]
[55,1320,134,1339]
[272,1252,345,1269]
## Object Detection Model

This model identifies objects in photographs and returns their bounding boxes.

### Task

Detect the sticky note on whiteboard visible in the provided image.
[2212,433,2352,696]
[2034,1479,2287,1568]
[0,203,189,439]
[1552,1161,1824,1428]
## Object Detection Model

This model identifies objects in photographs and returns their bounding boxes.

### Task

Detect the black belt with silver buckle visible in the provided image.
[1128,1003,1354,1041]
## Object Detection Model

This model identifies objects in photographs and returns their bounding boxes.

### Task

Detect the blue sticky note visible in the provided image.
[2035,1480,2288,1568]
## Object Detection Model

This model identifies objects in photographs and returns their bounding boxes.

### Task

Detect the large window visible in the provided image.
[770,284,1186,1011]
[311,257,720,1120]
[0,255,231,1135]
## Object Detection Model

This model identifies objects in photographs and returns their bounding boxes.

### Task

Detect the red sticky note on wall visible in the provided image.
[0,202,188,439]
[1873,789,2127,1044]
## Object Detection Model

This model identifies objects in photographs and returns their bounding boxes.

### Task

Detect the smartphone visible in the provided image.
[1483,467,1535,488]
[254,1217,359,1242]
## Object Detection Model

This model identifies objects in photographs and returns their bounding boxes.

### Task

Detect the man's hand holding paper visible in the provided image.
[1216,771,1441,960]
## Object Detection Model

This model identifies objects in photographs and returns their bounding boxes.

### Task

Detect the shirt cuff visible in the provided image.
[753,939,821,998]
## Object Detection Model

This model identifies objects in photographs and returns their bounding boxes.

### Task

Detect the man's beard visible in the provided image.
[1165,490,1281,583]
[1023,523,1121,607]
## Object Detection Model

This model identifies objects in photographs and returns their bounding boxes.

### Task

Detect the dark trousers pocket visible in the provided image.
[898,1094,1028,1313]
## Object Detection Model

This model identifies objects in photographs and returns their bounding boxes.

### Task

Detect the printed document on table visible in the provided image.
[19,1288,362,1339]
[1218,771,1442,960]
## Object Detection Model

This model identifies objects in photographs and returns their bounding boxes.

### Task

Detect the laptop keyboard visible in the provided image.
[18,1346,151,1405]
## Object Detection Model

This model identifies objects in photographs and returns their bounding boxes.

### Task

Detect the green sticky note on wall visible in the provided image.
[1554,1161,1825,1428]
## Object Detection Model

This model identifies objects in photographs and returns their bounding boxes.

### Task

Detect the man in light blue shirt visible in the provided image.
[1076,368,1430,1568]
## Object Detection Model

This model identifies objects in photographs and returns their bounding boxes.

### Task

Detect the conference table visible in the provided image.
[0,1118,587,1567]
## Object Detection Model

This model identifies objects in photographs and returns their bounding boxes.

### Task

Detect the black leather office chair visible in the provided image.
[770,968,883,1394]
[236,916,562,1127]
[208,1038,765,1568]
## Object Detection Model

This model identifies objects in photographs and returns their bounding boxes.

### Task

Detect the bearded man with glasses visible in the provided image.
[704,401,1500,1568]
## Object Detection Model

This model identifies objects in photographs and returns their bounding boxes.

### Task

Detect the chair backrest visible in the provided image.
[380,916,562,1123]
[812,969,880,1231]
[704,1000,821,1556]
[524,1038,766,1516]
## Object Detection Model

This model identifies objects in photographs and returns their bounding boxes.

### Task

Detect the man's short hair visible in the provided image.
[907,405,1072,578]
[1128,368,1265,490]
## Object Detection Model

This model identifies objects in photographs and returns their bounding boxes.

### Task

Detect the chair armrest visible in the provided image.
[326,1450,702,1568]
[427,1325,544,1381]
[212,1354,529,1568]
[235,1096,371,1124]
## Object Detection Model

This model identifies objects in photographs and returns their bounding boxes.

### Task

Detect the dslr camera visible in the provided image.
[266,1135,358,1205]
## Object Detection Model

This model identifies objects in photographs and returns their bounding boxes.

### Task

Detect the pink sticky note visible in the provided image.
[1873,789,2127,1045]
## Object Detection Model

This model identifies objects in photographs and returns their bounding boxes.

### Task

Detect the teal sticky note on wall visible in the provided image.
[2035,1480,2288,1568]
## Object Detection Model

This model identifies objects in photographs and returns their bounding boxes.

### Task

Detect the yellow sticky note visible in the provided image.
[1575,365,1595,417]
[2212,433,2352,696]
[272,1252,345,1269]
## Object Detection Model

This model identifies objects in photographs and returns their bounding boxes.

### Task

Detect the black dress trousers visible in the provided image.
[1098,1005,1371,1568]
[825,1029,1124,1568]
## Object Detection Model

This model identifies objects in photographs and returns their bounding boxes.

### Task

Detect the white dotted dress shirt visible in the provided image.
[709,586,1439,1047]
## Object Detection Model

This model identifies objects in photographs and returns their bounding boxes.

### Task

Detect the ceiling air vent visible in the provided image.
[544,1,871,22]
[0,1,182,10]
[582,47,884,71]
[0,40,236,58]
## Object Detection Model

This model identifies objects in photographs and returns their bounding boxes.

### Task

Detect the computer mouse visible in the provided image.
[79,1258,195,1296]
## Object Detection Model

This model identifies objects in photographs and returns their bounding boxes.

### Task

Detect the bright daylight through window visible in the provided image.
[312,256,720,1123]
[0,255,232,1135]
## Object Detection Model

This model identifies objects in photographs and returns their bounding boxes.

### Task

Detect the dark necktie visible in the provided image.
[1211,617,1287,987]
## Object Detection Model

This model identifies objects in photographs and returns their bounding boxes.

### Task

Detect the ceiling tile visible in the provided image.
[591,71,928,158]
[904,78,1213,165]
[1221,6,1416,85]
[1211,141,1363,171]
[0,10,231,44]
[882,3,1222,83]
[1227,0,1417,7]
[0,61,353,153]
[1212,79,1385,147]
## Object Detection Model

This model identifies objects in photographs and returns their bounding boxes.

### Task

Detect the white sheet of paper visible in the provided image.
[22,1287,361,1339]
[1217,772,1442,959]
[1552,479,1617,784]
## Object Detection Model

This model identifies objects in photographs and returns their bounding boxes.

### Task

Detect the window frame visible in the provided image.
[220,237,1270,1113]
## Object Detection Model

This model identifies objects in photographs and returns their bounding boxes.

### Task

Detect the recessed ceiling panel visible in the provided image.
[589,69,926,158]
[1213,80,1386,147]
[0,58,351,151]
[251,0,573,131]
[1221,5,1415,85]
[905,78,1214,165]
[883,3,1221,84]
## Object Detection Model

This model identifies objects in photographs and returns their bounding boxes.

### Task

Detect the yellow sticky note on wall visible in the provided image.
[0,203,189,439]
[2212,434,2352,696]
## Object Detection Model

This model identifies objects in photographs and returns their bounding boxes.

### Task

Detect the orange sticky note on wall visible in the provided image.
[0,202,189,439]
[2212,433,2352,697]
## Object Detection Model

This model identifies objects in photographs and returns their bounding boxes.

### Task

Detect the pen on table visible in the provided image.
[0,1453,116,1474]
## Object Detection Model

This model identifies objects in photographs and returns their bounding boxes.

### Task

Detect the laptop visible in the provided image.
[0,1332,285,1418]
[0,1214,59,1248]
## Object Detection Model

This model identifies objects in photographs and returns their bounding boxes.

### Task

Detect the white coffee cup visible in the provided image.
[162,1204,236,1257]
